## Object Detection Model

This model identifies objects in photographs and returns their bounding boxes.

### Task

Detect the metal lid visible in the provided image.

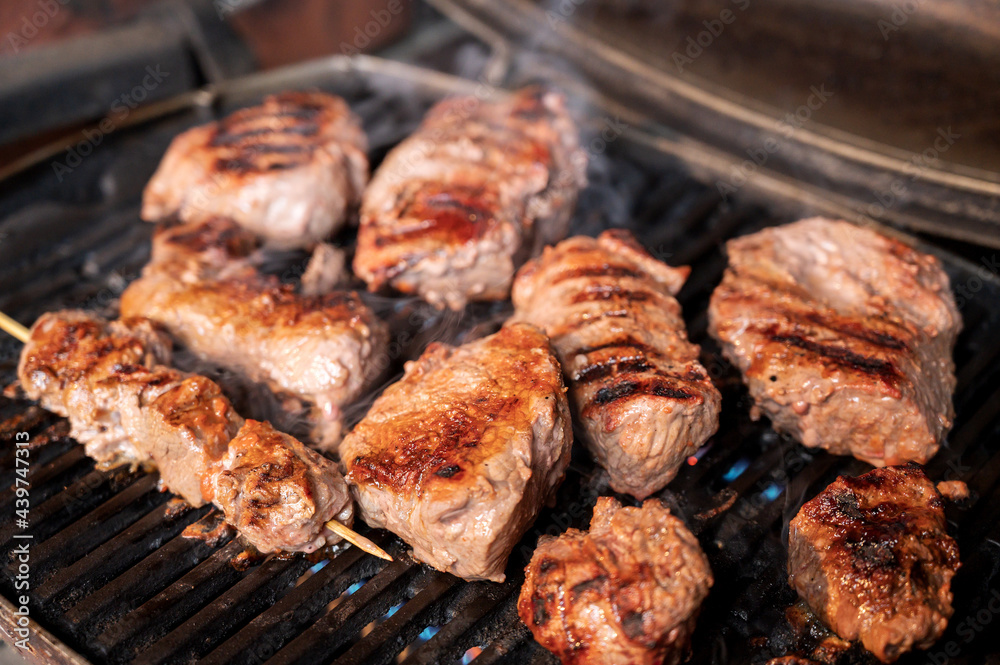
[430,0,1000,248]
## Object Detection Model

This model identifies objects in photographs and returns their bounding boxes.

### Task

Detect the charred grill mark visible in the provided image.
[570,575,607,597]
[216,156,303,174]
[772,333,901,393]
[533,595,550,626]
[435,464,461,478]
[621,611,647,642]
[248,143,312,155]
[210,123,320,146]
[804,312,909,351]
[849,539,897,569]
[572,337,657,357]
[569,284,657,305]
[589,378,696,411]
[575,357,653,384]
[538,558,558,573]
[834,491,864,520]
[552,265,642,284]
[574,355,707,387]
[349,397,515,491]
[379,186,498,246]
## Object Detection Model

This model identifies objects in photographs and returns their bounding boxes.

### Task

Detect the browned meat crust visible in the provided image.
[788,465,960,662]
[142,91,368,249]
[120,219,389,452]
[708,218,961,466]
[145,217,260,282]
[519,497,713,665]
[18,311,352,553]
[353,88,586,309]
[513,230,720,498]
[342,323,573,581]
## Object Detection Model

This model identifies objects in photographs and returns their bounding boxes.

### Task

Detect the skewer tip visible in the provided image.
[0,311,30,344]
[325,519,392,561]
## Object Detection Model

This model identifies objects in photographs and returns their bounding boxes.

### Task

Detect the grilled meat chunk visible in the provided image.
[354,88,586,310]
[708,218,961,466]
[207,420,352,553]
[519,497,713,665]
[18,311,353,554]
[788,465,960,662]
[513,230,720,498]
[342,323,572,581]
[120,220,389,452]
[142,91,368,249]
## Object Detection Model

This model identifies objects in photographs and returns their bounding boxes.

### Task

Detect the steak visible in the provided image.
[519,496,713,665]
[341,323,572,581]
[708,218,961,466]
[787,465,960,662]
[142,91,368,249]
[512,230,721,498]
[353,88,586,310]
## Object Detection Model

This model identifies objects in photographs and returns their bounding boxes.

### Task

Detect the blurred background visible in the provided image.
[0,0,997,254]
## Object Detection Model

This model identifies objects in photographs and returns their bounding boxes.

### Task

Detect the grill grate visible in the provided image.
[1,59,999,665]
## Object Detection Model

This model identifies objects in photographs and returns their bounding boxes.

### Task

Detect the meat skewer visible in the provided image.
[119,218,389,452]
[354,87,587,310]
[512,230,721,499]
[0,310,390,561]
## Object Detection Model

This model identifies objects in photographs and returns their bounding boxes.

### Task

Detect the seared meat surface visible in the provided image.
[121,219,389,452]
[354,88,586,310]
[788,465,960,662]
[708,218,961,466]
[519,497,713,665]
[18,311,352,553]
[142,91,368,249]
[342,323,572,581]
[513,230,720,498]
[144,217,260,282]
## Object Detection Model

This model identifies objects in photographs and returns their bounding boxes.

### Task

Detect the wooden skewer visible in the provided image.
[0,310,391,561]
[325,520,392,560]
[0,311,29,344]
